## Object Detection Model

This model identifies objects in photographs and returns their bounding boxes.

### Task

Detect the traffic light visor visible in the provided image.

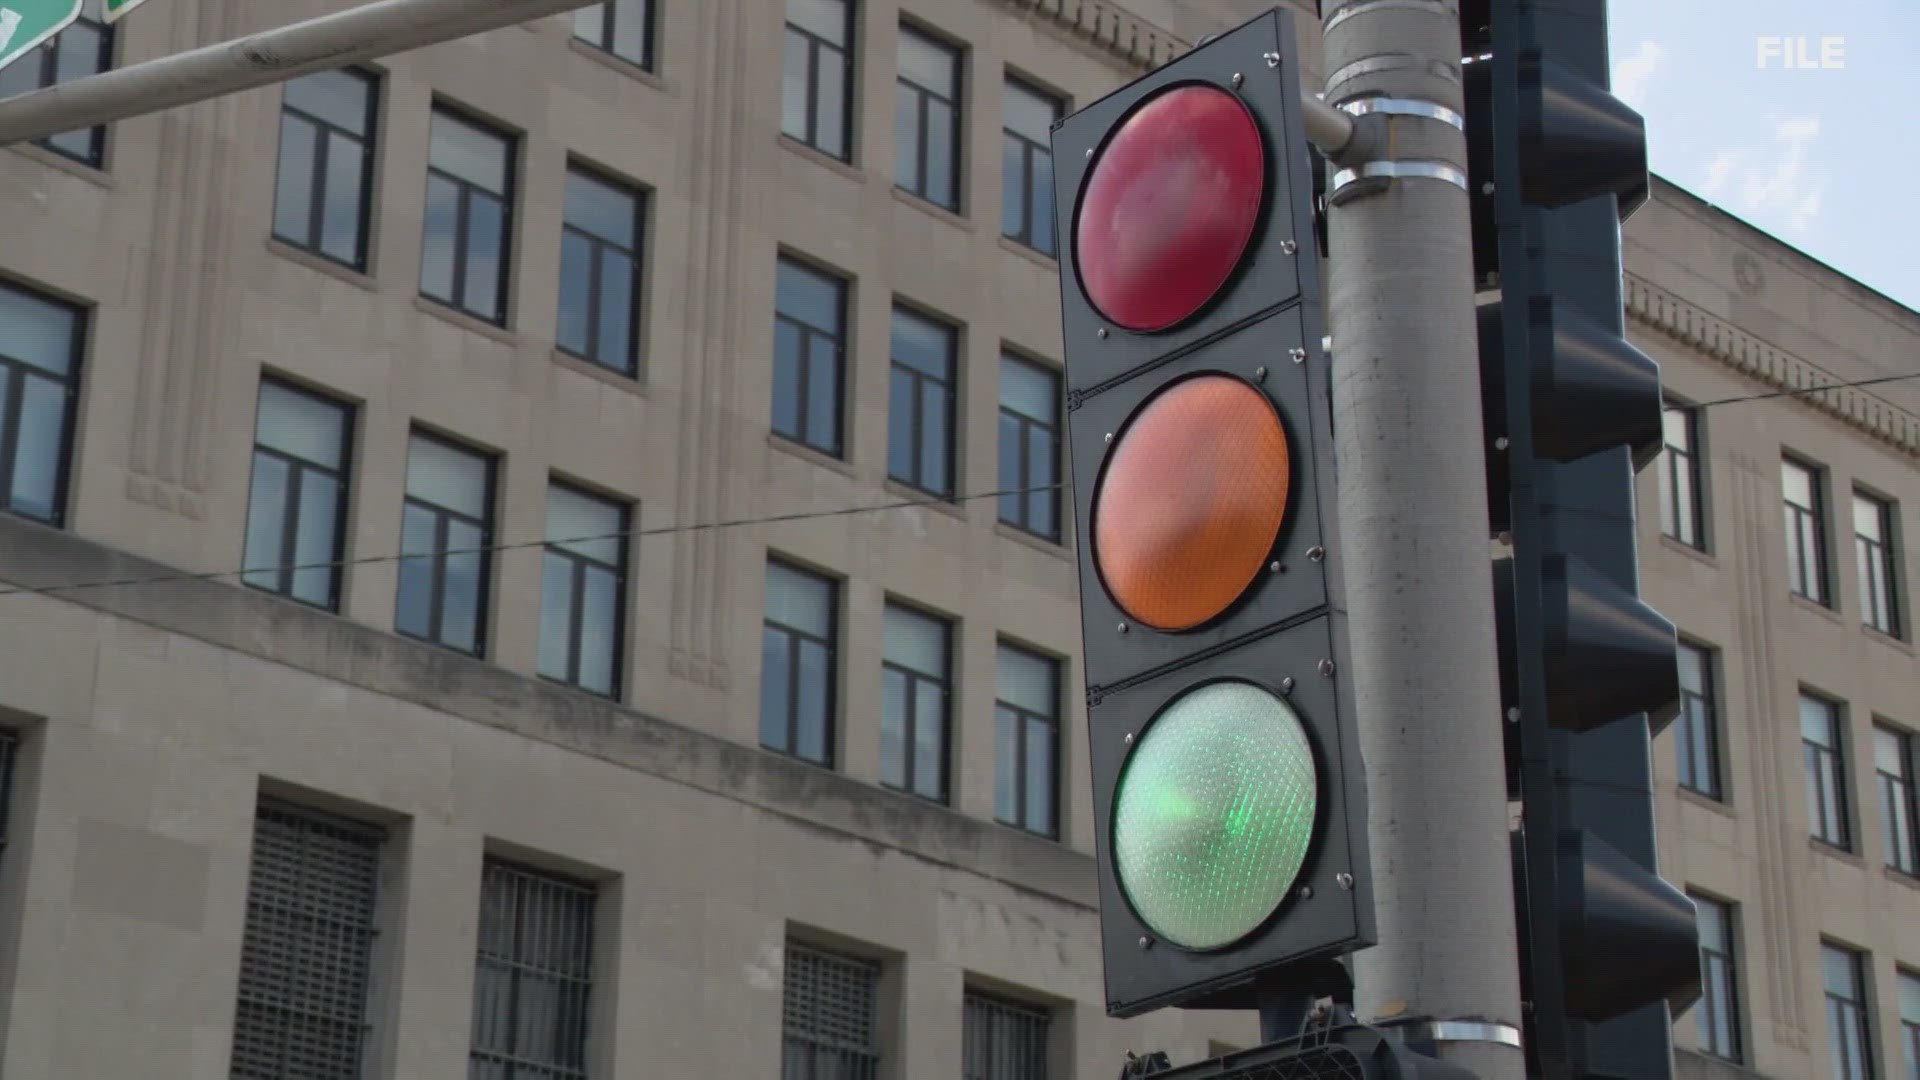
[1074,83,1266,332]
[1092,375,1290,632]
[1113,680,1319,951]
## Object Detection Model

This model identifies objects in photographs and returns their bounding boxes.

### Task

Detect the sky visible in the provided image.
[1606,0,1920,311]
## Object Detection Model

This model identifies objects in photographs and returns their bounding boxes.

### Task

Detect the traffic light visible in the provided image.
[1463,1,1703,1077]
[1048,9,1373,1019]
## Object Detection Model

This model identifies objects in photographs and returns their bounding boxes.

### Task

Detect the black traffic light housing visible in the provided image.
[1049,8,1374,1019]
[1466,1,1702,1077]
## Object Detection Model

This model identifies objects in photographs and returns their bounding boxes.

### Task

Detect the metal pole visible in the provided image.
[0,0,603,146]
[1316,0,1525,1076]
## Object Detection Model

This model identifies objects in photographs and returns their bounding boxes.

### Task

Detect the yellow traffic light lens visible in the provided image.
[1091,375,1290,631]
[1112,680,1318,950]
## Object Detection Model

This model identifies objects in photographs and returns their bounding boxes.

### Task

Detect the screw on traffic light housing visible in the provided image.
[1048,8,1373,1019]
[1466,1,1701,1077]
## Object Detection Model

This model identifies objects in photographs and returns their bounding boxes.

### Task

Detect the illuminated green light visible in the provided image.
[1112,681,1319,951]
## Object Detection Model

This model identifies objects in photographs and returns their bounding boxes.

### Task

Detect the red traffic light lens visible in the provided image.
[1092,375,1291,631]
[1075,83,1266,333]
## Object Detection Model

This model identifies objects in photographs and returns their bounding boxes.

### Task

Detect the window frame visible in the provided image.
[1001,75,1063,256]
[572,0,655,71]
[1853,488,1901,639]
[1897,968,1918,1080]
[556,161,648,377]
[1875,723,1918,877]
[1658,401,1707,550]
[0,1,114,167]
[271,67,380,271]
[468,857,598,1080]
[1783,455,1831,606]
[1674,640,1724,801]
[782,0,856,161]
[887,304,958,498]
[1689,893,1744,1064]
[242,377,355,612]
[893,21,963,211]
[772,255,849,458]
[0,281,86,529]
[419,103,518,326]
[761,558,839,767]
[995,641,1060,840]
[1821,941,1875,1080]
[880,600,952,804]
[963,988,1052,1080]
[781,941,882,1080]
[395,430,497,657]
[1801,690,1852,851]
[996,351,1062,541]
[538,480,630,699]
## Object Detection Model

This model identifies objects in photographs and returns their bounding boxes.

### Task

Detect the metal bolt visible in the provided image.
[1281,676,1296,693]
[1086,147,1095,159]
[1494,436,1510,450]
[1097,327,1109,339]
[1318,658,1336,677]
[1124,732,1135,746]
[1254,365,1268,381]
[1117,622,1129,634]
[1138,935,1154,950]
[1104,432,1114,444]
[1506,707,1522,723]
[1307,546,1325,562]
[1269,560,1282,574]
[1231,72,1244,89]
[1481,181,1495,195]
[1264,51,1281,68]
[1290,347,1307,364]
[1281,239,1299,255]
[1337,872,1355,891]
[1297,885,1314,900]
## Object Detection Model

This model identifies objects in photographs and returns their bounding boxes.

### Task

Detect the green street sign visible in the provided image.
[0,0,81,75]
[102,0,148,24]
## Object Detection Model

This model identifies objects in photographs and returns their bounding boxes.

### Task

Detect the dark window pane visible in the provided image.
[772,320,804,437]
[1026,714,1054,836]
[557,230,595,356]
[395,503,439,638]
[921,381,949,494]
[565,169,638,245]
[776,260,843,333]
[578,563,619,696]
[888,367,914,481]
[780,31,810,142]
[461,192,506,320]
[609,0,650,65]
[243,452,291,589]
[441,518,485,653]
[816,54,848,158]
[292,469,341,605]
[1028,425,1057,535]
[925,97,955,207]
[596,248,635,369]
[804,334,839,450]
[319,131,366,264]
[789,0,848,46]
[882,667,908,788]
[429,110,510,194]
[894,87,920,193]
[995,706,1019,823]
[761,627,792,752]
[1032,147,1056,254]
[891,309,952,378]
[539,551,574,682]
[10,374,66,520]
[0,287,77,376]
[914,679,944,798]
[998,412,1022,522]
[284,69,371,134]
[273,114,318,244]
[796,638,831,763]
[1001,133,1025,239]
[421,174,461,302]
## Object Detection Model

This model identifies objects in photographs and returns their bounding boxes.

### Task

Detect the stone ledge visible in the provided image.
[992,0,1187,71]
[0,512,1099,911]
[1625,274,1920,458]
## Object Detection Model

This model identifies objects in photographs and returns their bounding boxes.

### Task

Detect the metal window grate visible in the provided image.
[782,943,881,1080]
[229,801,384,1080]
[469,859,597,1080]
[963,991,1050,1080]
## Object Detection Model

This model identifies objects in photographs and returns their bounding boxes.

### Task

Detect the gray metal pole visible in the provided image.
[1316,0,1525,1076]
[0,0,603,146]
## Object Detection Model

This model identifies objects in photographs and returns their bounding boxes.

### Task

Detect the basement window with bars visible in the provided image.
[470,859,597,1080]
[963,991,1050,1080]
[229,800,385,1080]
[783,943,882,1080]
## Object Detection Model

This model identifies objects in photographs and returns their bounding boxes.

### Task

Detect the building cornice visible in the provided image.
[993,0,1187,71]
[1625,273,1920,459]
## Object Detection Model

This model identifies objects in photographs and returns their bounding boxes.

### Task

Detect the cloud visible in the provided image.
[1611,40,1664,111]
[1699,116,1828,233]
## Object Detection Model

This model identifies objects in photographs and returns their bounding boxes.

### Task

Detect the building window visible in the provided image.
[1802,692,1851,850]
[995,643,1059,839]
[1822,943,1874,1080]
[271,68,378,270]
[1783,457,1830,606]
[761,560,837,766]
[1658,404,1705,550]
[1002,78,1062,256]
[964,991,1050,1080]
[242,379,353,610]
[470,860,596,1080]
[1854,491,1901,638]
[1898,969,1918,1080]
[420,106,515,325]
[783,942,881,1080]
[887,306,956,497]
[1877,725,1917,877]
[572,0,652,70]
[881,602,950,803]
[782,0,854,160]
[1675,642,1723,800]
[0,282,84,527]
[539,483,628,699]
[894,25,961,210]
[228,800,384,1080]
[557,165,646,376]
[396,432,495,656]
[997,353,1061,540]
[772,257,847,457]
[0,732,18,858]
[0,0,112,167]
[1691,895,1742,1063]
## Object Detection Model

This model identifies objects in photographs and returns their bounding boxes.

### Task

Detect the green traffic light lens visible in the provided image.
[1112,680,1318,951]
